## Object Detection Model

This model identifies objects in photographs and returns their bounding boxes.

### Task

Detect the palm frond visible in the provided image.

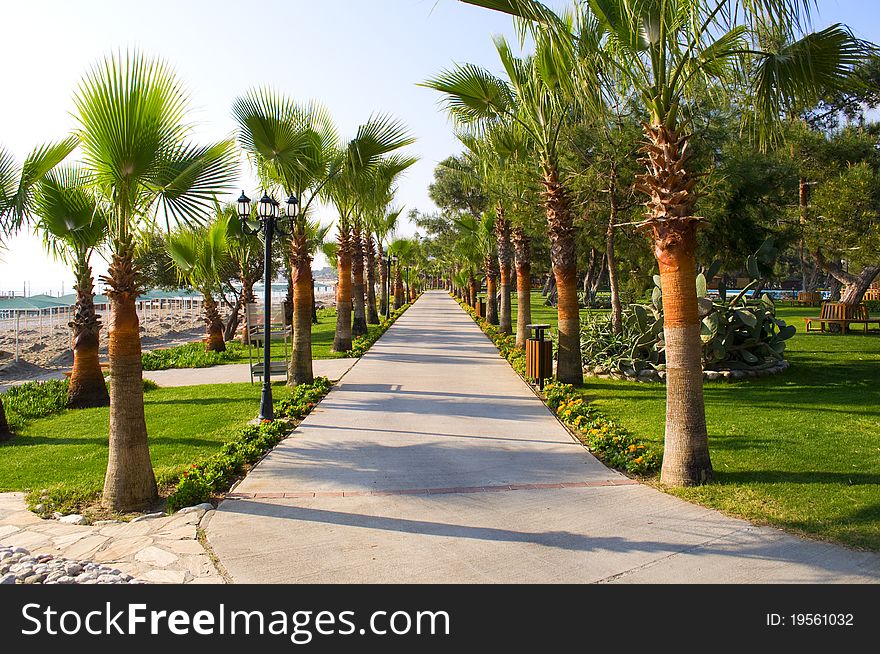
[421,64,515,124]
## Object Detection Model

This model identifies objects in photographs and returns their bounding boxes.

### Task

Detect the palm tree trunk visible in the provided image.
[68,259,109,409]
[203,293,226,352]
[377,243,388,317]
[639,122,712,487]
[485,253,499,325]
[351,226,368,338]
[394,266,404,309]
[468,272,477,308]
[333,226,353,352]
[512,227,532,349]
[289,232,314,385]
[495,207,513,334]
[0,402,10,442]
[542,162,582,385]
[102,246,157,512]
[607,168,623,334]
[365,233,380,324]
[235,276,256,342]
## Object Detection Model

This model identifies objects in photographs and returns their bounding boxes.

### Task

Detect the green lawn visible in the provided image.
[0,383,290,498]
[512,293,880,550]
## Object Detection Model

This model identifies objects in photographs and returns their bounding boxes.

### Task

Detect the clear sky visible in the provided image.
[0,0,875,295]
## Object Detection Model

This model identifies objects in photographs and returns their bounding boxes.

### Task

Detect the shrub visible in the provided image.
[455,294,661,477]
[546,383,661,476]
[164,378,333,512]
[142,340,247,371]
[2,379,69,431]
[345,303,413,358]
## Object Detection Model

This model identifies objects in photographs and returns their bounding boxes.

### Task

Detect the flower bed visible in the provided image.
[454,295,661,476]
[165,376,333,512]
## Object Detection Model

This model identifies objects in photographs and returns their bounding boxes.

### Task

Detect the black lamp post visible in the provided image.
[237,190,297,421]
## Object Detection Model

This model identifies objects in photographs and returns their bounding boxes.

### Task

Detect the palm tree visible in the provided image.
[388,237,416,309]
[373,207,401,316]
[222,202,263,342]
[0,139,77,440]
[511,225,533,348]
[464,0,867,486]
[326,117,415,352]
[456,213,498,322]
[304,218,333,324]
[361,160,415,325]
[74,51,239,510]
[167,215,232,352]
[33,167,110,409]
[232,90,339,386]
[424,30,585,384]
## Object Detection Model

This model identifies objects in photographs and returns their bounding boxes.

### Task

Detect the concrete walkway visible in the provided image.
[144,359,357,388]
[205,291,880,583]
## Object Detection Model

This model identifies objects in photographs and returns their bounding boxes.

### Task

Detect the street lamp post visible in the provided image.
[237,190,297,421]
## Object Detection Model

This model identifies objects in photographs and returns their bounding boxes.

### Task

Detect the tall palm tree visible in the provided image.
[511,225,533,348]
[167,215,232,352]
[222,202,263,342]
[456,213,498,322]
[33,167,110,409]
[361,160,415,325]
[388,237,416,309]
[232,90,339,386]
[74,51,239,510]
[0,139,77,440]
[373,207,401,316]
[464,0,867,486]
[326,116,415,351]
[424,29,586,384]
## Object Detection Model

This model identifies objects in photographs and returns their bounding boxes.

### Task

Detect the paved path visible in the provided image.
[0,493,221,584]
[205,291,880,583]
[143,359,357,388]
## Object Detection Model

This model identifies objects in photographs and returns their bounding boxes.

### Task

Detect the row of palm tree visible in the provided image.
[429,0,867,486]
[2,51,421,511]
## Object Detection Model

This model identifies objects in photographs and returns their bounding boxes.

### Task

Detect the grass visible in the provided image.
[512,292,880,550]
[0,382,291,505]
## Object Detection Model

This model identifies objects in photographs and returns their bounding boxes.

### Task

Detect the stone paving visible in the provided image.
[206,292,880,584]
[0,493,222,584]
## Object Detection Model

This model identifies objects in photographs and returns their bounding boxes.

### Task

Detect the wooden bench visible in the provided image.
[805,302,880,334]
[865,288,880,302]
[796,291,822,306]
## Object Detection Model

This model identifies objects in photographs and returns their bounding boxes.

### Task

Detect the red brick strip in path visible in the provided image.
[226,478,639,500]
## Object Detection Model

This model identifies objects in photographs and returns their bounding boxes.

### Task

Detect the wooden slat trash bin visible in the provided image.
[475,298,486,318]
[526,323,553,390]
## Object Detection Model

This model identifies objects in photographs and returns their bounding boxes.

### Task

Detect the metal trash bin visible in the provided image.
[526,323,553,390]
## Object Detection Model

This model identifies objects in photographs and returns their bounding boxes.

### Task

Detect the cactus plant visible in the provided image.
[581,240,796,374]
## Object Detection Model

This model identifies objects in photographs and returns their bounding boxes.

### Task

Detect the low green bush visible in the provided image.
[277,377,333,419]
[544,383,661,475]
[164,377,333,512]
[455,294,661,477]
[142,340,248,371]
[2,379,70,432]
[347,303,413,358]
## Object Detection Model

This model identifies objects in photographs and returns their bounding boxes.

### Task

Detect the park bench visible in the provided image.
[805,302,880,334]
[796,291,822,306]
